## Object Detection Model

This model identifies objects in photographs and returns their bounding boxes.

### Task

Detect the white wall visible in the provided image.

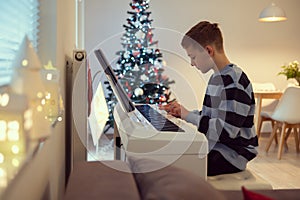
[84,0,300,110]
[42,0,77,199]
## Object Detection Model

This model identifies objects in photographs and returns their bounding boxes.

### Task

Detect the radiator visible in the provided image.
[65,49,88,178]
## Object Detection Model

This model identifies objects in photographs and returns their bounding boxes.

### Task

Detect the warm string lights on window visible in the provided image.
[10,37,64,140]
[0,93,9,107]
[42,61,64,123]
[0,92,32,188]
[0,37,64,189]
[16,56,52,139]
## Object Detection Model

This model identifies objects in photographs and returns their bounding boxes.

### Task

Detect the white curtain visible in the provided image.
[0,0,40,86]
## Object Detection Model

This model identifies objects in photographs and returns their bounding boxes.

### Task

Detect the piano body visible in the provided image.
[113,103,208,179]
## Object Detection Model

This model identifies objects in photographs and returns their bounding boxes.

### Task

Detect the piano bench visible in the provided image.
[207,169,273,190]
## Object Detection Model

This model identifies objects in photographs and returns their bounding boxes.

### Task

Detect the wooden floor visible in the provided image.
[248,132,300,189]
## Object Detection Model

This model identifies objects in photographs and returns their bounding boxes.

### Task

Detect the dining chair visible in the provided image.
[257,100,279,138]
[264,86,300,159]
[253,82,278,137]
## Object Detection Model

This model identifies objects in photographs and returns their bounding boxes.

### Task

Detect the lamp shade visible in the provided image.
[259,3,287,22]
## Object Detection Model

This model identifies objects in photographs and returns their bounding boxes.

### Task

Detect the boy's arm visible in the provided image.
[185,110,201,127]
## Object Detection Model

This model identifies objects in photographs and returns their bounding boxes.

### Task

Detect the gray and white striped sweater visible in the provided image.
[186,63,258,170]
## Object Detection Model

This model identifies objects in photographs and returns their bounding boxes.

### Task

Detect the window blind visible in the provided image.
[0,0,40,86]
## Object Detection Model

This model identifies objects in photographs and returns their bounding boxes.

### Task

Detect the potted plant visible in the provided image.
[278,60,300,86]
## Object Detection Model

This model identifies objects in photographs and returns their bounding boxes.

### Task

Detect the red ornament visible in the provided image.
[146,97,150,103]
[125,81,132,91]
[160,95,167,102]
[146,33,153,43]
[154,68,159,81]
[133,51,140,56]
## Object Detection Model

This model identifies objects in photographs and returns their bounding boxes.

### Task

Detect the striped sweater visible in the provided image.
[186,63,258,170]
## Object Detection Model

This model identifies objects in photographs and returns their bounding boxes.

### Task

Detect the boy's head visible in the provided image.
[181,21,226,73]
[181,21,224,53]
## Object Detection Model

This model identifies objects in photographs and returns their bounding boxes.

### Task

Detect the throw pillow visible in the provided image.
[242,186,274,200]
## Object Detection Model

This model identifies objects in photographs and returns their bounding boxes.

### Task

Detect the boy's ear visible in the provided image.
[205,45,214,56]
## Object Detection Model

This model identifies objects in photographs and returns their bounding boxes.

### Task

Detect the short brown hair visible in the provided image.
[181,21,224,52]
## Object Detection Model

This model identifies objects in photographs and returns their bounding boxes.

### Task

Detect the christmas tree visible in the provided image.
[104,0,174,132]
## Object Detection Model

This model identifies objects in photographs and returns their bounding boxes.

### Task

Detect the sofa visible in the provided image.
[64,157,300,200]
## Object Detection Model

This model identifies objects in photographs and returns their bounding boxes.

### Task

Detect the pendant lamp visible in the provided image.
[259,3,287,22]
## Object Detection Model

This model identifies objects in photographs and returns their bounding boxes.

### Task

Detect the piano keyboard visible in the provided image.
[135,104,185,132]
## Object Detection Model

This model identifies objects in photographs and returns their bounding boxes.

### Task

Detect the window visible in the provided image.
[0,0,40,86]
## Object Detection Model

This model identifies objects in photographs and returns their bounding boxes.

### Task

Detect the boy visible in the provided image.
[161,21,258,176]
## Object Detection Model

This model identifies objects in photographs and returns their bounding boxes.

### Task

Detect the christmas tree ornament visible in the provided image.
[132,64,140,71]
[140,15,148,21]
[133,20,142,28]
[134,87,144,97]
[140,74,149,81]
[154,60,162,68]
[135,30,145,39]
[123,51,130,58]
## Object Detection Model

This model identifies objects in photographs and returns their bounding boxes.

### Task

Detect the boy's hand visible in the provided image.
[159,101,189,119]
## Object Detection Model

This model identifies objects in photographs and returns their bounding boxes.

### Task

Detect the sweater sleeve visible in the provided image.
[185,110,201,127]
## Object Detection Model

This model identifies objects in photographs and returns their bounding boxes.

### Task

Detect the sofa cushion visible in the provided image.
[128,156,226,200]
[64,161,140,200]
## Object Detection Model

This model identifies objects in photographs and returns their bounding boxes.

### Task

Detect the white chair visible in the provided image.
[257,99,279,138]
[264,86,300,159]
[252,82,278,137]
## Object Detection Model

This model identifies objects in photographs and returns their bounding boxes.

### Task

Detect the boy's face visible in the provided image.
[185,45,214,73]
